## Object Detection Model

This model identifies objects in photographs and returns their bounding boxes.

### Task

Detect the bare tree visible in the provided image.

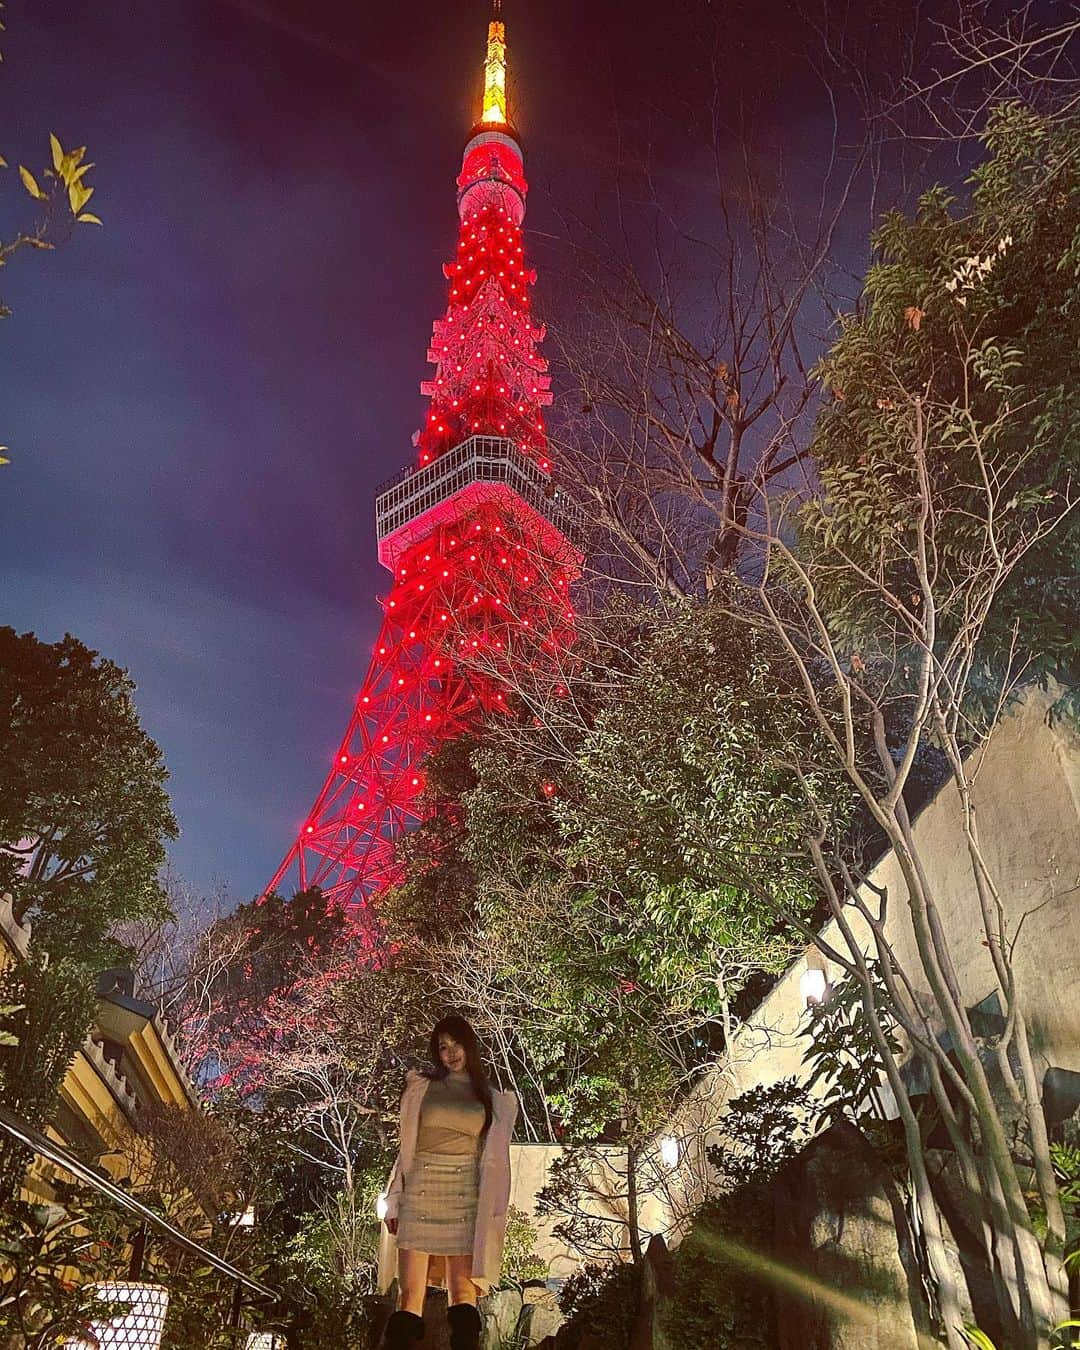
[717,368,1077,1345]
[513,7,1080,1342]
[114,873,246,1076]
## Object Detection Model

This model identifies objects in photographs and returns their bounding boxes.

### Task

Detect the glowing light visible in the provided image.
[265,18,578,913]
[801,966,829,1006]
[67,1283,170,1350]
[660,1136,680,1170]
[482,21,508,126]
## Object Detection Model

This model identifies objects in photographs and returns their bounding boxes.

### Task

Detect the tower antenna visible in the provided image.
[481,2,508,125]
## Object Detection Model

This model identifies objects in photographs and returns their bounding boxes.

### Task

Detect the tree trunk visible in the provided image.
[627,1142,643,1264]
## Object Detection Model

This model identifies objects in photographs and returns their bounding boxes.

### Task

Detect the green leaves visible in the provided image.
[805,106,1080,722]
[0,627,177,963]
[0,1193,132,1345]
[961,1325,1000,1350]
[0,1000,21,1047]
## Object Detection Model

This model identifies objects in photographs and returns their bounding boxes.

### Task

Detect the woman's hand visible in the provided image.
[385,1216,398,1236]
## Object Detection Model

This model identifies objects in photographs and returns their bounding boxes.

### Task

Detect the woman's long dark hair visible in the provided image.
[427,1014,493,1133]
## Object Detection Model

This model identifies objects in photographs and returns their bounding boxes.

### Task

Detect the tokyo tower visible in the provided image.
[267,6,579,912]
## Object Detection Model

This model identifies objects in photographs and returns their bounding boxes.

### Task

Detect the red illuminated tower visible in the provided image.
[267,9,579,912]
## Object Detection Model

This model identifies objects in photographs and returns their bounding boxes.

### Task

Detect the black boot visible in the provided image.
[383,1309,425,1349]
[447,1302,482,1350]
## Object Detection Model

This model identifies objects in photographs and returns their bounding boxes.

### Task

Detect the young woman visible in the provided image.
[378,1015,518,1350]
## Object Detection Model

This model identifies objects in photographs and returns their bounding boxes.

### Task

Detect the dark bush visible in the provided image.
[557,1259,640,1349]
[658,1184,775,1350]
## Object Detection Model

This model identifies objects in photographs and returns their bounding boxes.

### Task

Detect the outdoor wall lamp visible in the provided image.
[64,1282,169,1349]
[660,1136,680,1170]
[800,966,829,1008]
[376,1191,389,1221]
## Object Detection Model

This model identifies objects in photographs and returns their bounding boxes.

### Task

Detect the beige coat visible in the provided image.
[377,1070,518,1294]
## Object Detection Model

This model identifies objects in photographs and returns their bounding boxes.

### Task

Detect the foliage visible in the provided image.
[498,1204,549,1288]
[191,886,351,1090]
[257,1183,384,1350]
[0,627,177,962]
[0,628,175,1197]
[460,596,836,1122]
[119,1100,242,1225]
[378,735,482,946]
[369,595,844,1258]
[0,1191,127,1349]
[705,1078,815,1190]
[284,1165,384,1298]
[657,1186,775,1350]
[1049,1143,1080,1255]
[800,967,904,1132]
[557,1260,639,1350]
[1027,1134,1080,1267]
[554,596,835,925]
[0,955,98,1198]
[961,1319,1080,1350]
[0,133,102,464]
[807,104,1080,722]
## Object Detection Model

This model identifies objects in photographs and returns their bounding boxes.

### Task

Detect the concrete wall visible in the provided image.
[661,689,1080,1235]
[508,1141,641,1279]
[502,693,1080,1273]
[508,1143,574,1277]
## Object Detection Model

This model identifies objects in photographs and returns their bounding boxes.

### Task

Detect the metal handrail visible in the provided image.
[0,1104,276,1299]
[374,435,583,550]
[374,458,418,500]
[374,435,547,503]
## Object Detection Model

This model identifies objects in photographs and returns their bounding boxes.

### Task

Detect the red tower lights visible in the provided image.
[265,12,580,913]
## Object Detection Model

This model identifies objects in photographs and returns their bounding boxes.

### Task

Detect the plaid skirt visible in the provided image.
[396,1149,480,1255]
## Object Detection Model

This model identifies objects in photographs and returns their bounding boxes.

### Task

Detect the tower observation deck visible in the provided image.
[266,9,580,913]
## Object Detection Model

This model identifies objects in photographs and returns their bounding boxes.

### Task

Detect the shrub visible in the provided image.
[499,1205,549,1288]
[558,1260,639,1349]
[657,1186,775,1350]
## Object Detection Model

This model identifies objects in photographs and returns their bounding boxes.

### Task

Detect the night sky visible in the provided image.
[0,0,893,902]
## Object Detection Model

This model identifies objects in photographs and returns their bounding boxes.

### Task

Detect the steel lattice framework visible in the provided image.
[266,14,580,911]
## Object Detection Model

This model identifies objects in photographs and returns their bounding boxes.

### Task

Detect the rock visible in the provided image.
[418,1289,449,1349]
[772,1121,925,1350]
[516,1301,564,1345]
[523,1283,559,1308]
[481,1287,523,1346]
